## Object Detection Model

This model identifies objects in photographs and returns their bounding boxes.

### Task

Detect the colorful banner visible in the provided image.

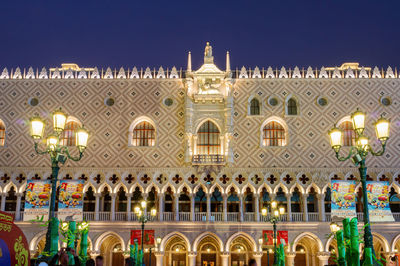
[131,230,155,246]
[262,230,288,246]
[58,180,84,221]
[366,181,394,222]
[331,180,356,221]
[23,180,51,221]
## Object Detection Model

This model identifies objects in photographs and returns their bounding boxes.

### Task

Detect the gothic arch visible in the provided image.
[113,182,128,194]
[225,183,240,195]
[128,116,157,147]
[129,184,144,194]
[94,231,126,252]
[194,118,222,134]
[97,182,112,194]
[160,231,191,252]
[292,232,323,252]
[273,183,289,194]
[161,184,176,194]
[177,183,192,194]
[285,94,299,116]
[306,183,321,194]
[257,183,272,194]
[260,116,289,146]
[225,232,257,252]
[210,183,224,194]
[145,183,160,194]
[241,183,255,194]
[83,183,96,193]
[193,183,208,194]
[289,183,305,194]
[372,232,390,253]
[192,232,224,252]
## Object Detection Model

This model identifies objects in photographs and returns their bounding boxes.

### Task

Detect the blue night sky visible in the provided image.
[1,0,400,70]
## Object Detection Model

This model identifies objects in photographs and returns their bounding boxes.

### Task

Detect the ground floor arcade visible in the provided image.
[19,221,400,266]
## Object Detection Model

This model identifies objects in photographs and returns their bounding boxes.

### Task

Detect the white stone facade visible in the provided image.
[1,45,400,265]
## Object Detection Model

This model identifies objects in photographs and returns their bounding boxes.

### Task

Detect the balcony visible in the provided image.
[13,211,400,223]
[192,154,225,165]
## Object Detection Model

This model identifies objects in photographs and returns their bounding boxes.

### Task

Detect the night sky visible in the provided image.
[1,0,400,70]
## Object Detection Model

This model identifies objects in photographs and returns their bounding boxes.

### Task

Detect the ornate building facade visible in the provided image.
[1,43,400,265]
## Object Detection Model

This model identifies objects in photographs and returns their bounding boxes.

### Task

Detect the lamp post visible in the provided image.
[261,201,285,266]
[29,108,89,259]
[328,109,390,264]
[134,200,157,266]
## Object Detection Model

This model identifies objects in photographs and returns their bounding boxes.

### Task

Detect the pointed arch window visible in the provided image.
[132,121,155,147]
[338,121,355,146]
[60,118,81,146]
[262,121,286,146]
[249,98,260,115]
[196,121,220,155]
[286,98,298,115]
[0,120,5,146]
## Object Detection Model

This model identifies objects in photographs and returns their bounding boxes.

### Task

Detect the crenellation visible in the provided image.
[1,64,400,80]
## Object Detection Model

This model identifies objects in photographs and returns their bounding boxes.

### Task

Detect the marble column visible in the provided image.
[94,193,101,221]
[190,193,195,221]
[286,251,296,266]
[15,192,23,221]
[174,194,179,221]
[254,194,260,222]
[286,193,292,222]
[154,251,164,266]
[317,194,325,222]
[253,252,263,266]
[158,192,164,221]
[0,192,6,211]
[111,193,116,221]
[188,251,197,266]
[302,193,308,222]
[126,193,132,221]
[239,194,244,222]
[223,193,227,221]
[316,252,330,266]
[206,193,211,221]
[220,252,229,266]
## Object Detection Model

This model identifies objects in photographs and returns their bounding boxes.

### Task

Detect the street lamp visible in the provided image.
[29,108,89,259]
[328,108,390,264]
[261,201,286,266]
[134,200,157,266]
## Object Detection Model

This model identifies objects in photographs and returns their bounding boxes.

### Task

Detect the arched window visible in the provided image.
[262,121,286,146]
[0,120,5,146]
[286,98,298,115]
[131,121,155,147]
[339,121,355,146]
[249,98,260,115]
[197,121,220,155]
[60,118,81,146]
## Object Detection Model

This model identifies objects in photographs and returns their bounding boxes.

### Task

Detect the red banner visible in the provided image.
[0,211,30,265]
[131,230,155,245]
[262,230,288,246]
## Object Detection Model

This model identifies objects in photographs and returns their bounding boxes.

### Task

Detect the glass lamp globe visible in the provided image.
[29,117,45,140]
[52,108,68,133]
[374,117,390,144]
[351,109,366,135]
[76,126,89,152]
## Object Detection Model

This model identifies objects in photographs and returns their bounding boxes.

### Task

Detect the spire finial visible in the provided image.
[187,51,192,72]
[226,51,230,72]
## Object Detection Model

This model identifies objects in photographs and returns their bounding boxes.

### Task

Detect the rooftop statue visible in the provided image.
[204,42,213,58]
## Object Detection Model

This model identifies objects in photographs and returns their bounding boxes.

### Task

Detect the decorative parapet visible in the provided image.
[1,64,398,80]
[0,65,184,79]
